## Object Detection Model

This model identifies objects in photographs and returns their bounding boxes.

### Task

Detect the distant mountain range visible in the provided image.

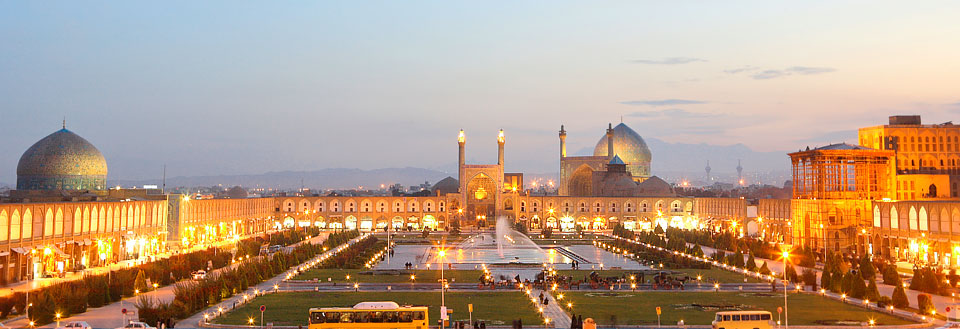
[109,167,454,191]
[105,138,791,190]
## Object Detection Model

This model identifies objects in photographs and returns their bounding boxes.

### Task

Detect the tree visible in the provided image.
[909,268,924,291]
[859,256,877,280]
[134,269,149,293]
[918,293,935,315]
[654,224,665,235]
[883,264,901,286]
[891,285,910,308]
[821,271,832,292]
[802,269,818,290]
[866,278,881,301]
[421,230,430,239]
[786,263,799,283]
[758,262,771,275]
[542,227,554,239]
[841,271,855,294]
[746,254,758,272]
[850,272,867,299]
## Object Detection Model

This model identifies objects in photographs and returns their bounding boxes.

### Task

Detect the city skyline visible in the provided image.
[3,1,960,183]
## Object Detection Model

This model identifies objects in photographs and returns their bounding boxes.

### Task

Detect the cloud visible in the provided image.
[620,99,708,107]
[632,57,706,65]
[628,108,718,119]
[750,66,836,80]
[723,66,758,74]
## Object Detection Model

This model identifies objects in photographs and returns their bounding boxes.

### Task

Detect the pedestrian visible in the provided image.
[480,321,486,329]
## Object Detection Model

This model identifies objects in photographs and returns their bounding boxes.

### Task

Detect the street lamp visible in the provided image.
[438,249,447,308]
[782,250,790,329]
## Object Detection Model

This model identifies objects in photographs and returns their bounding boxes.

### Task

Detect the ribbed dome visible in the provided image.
[593,123,652,178]
[16,128,108,191]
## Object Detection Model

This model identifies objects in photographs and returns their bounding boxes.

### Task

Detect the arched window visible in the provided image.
[44,208,54,237]
[873,206,881,227]
[73,207,82,235]
[10,210,20,240]
[919,207,928,231]
[91,207,99,233]
[25,209,35,238]
[890,206,899,229]
[909,206,918,230]
[0,211,8,242]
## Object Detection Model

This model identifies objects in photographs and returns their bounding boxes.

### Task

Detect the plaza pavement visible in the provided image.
[1,233,329,329]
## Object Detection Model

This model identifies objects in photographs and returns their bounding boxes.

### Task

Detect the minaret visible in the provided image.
[606,123,615,160]
[458,129,465,187]
[705,160,712,181]
[497,129,505,166]
[559,125,567,159]
[737,159,744,185]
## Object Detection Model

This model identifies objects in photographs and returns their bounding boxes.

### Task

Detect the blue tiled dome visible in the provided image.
[16,128,108,191]
[593,123,652,178]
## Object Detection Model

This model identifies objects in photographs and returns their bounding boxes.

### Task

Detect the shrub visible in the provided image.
[821,271,832,291]
[859,256,876,280]
[786,263,799,283]
[892,285,910,308]
[918,293,935,315]
[866,278,880,301]
[883,264,901,285]
[802,269,817,289]
[909,268,924,291]
[746,254,757,272]
[758,262,771,275]
[849,272,867,299]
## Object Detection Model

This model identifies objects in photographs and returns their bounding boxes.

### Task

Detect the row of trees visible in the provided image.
[147,230,360,325]
[0,228,325,326]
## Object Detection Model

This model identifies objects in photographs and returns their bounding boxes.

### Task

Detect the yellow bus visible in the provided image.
[309,302,429,329]
[711,310,774,329]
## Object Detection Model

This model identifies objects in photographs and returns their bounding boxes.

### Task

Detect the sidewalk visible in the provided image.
[1,233,331,328]
[0,231,282,299]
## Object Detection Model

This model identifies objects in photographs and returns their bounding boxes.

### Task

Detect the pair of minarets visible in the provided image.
[457,129,505,185]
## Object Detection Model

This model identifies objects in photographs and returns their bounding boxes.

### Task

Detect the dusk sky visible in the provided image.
[2,1,960,184]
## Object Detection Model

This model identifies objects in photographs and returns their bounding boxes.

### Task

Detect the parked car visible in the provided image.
[191,270,207,280]
[117,321,156,329]
[58,321,92,329]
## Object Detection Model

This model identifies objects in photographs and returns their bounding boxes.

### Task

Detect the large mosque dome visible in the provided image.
[16,128,108,191]
[593,123,652,179]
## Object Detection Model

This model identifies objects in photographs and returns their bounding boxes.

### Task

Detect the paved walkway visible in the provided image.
[180,234,366,328]
[0,230,289,299]
[523,288,569,328]
[1,233,330,328]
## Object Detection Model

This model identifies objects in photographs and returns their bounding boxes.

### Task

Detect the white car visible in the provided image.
[118,321,156,329]
[58,321,92,329]
[192,270,207,280]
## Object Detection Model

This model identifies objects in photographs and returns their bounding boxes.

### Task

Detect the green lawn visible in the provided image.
[293,268,490,284]
[562,291,915,326]
[214,291,543,326]
[557,268,765,284]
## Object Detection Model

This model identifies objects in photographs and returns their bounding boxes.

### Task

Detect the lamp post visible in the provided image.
[782,250,790,329]
[438,249,446,307]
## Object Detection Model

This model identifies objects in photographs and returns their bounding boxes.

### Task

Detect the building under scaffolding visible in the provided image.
[789,143,895,254]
